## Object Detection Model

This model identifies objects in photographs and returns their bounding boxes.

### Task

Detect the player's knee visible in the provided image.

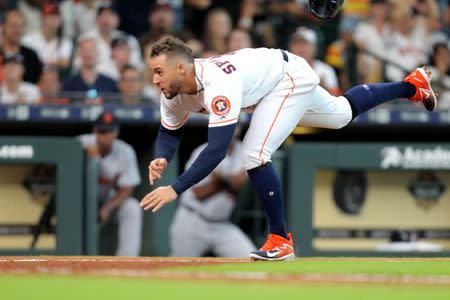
[241,149,266,170]
[331,96,353,129]
[332,118,351,129]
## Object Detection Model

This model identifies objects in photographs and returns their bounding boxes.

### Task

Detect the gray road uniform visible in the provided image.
[79,134,143,256]
[169,141,256,257]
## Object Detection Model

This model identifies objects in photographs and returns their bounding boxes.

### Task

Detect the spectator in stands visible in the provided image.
[442,2,450,38]
[79,112,143,256]
[427,42,450,110]
[22,1,73,70]
[100,34,133,80]
[18,0,45,34]
[183,0,212,39]
[0,53,40,104]
[74,1,142,76]
[339,0,371,41]
[59,0,101,39]
[0,9,43,83]
[118,65,147,105]
[203,8,232,54]
[353,0,392,83]
[63,34,117,104]
[139,2,176,52]
[184,34,204,58]
[116,0,156,37]
[386,0,439,81]
[226,28,253,52]
[289,27,341,95]
[37,66,70,104]
[0,1,16,22]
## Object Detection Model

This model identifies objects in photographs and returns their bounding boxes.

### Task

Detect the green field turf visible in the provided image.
[178,258,450,275]
[1,259,449,300]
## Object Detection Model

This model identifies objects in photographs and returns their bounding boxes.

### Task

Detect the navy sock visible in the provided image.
[344,82,416,119]
[247,163,288,239]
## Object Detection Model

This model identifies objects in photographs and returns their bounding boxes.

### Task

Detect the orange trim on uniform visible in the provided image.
[161,113,189,129]
[208,117,239,126]
[258,72,296,164]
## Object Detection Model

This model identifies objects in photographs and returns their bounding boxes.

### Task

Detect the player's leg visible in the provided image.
[169,207,210,257]
[299,67,437,128]
[298,85,353,129]
[211,223,256,258]
[242,74,312,261]
[115,197,142,256]
[344,67,437,116]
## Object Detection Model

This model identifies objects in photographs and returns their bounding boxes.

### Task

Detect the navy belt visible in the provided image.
[281,50,289,62]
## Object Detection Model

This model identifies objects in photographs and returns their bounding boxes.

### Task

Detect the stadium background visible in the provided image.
[0,0,449,257]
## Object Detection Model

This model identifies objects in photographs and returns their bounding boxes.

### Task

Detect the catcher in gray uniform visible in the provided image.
[169,127,256,257]
[79,112,143,256]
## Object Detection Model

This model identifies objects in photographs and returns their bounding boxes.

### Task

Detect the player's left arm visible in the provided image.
[140,62,243,212]
[140,123,237,212]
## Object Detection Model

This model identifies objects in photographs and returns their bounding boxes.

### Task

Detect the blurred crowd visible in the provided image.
[0,0,448,108]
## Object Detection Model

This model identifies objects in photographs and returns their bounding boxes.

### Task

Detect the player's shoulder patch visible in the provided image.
[211,95,231,116]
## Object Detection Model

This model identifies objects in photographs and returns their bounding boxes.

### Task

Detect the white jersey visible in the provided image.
[78,134,141,202]
[312,59,339,91]
[159,48,352,171]
[22,31,73,66]
[0,82,40,104]
[180,142,245,220]
[386,25,429,81]
[160,48,319,129]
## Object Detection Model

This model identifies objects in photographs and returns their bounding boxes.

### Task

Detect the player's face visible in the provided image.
[95,129,118,151]
[149,54,184,99]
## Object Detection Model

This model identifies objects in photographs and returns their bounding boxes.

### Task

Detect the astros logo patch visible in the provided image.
[211,96,231,116]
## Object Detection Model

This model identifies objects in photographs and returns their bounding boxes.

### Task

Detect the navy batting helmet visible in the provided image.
[308,0,346,20]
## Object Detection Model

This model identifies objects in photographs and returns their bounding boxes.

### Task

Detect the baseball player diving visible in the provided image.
[140,35,437,261]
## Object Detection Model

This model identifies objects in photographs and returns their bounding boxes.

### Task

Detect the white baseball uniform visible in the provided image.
[160,47,352,170]
[79,134,143,256]
[169,141,256,257]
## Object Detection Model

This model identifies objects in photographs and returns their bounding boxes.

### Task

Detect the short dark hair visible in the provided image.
[2,9,23,25]
[151,37,194,63]
[120,64,139,76]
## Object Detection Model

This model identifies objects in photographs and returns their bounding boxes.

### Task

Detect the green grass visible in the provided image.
[1,275,449,300]
[176,259,450,276]
[1,259,450,300]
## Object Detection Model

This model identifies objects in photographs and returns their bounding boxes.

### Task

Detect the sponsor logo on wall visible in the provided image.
[0,145,34,159]
[380,146,450,169]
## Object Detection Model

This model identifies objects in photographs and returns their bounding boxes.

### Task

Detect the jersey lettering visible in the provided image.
[211,59,237,74]
[222,64,237,74]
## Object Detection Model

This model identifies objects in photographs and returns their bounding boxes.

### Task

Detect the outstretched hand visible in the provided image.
[148,158,168,185]
[140,185,177,213]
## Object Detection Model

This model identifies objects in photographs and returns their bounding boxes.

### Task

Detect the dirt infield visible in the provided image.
[1,257,450,286]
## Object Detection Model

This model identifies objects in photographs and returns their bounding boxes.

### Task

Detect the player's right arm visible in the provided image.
[149,95,189,186]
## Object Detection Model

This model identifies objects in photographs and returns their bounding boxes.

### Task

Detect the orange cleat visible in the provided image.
[404,66,437,112]
[250,233,295,261]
